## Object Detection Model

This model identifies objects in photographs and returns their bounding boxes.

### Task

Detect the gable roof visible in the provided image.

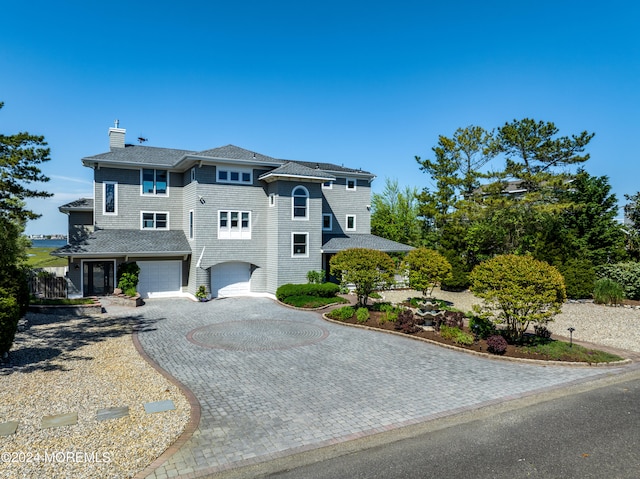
[194,145,278,163]
[52,229,192,258]
[258,162,336,183]
[322,234,414,253]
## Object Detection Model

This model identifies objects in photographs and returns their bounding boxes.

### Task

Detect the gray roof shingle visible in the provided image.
[59,198,94,212]
[52,229,192,257]
[194,145,278,163]
[84,145,196,167]
[322,234,413,253]
[258,162,336,182]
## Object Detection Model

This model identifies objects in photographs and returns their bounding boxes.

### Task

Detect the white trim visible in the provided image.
[269,193,276,207]
[346,177,357,191]
[291,232,309,258]
[188,209,194,240]
[140,168,169,196]
[322,180,333,189]
[191,167,196,182]
[346,214,356,231]
[218,210,251,239]
[322,213,333,231]
[103,181,118,215]
[140,211,170,230]
[291,185,309,221]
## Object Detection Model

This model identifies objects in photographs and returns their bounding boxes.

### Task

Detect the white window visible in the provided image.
[217,168,253,184]
[189,210,194,240]
[322,180,333,189]
[292,186,309,220]
[269,193,275,207]
[141,212,169,230]
[346,214,356,231]
[141,169,168,195]
[292,232,309,257]
[218,210,251,239]
[346,178,357,191]
[103,181,117,215]
[322,213,332,231]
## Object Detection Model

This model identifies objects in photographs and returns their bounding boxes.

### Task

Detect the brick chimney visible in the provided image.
[109,119,126,149]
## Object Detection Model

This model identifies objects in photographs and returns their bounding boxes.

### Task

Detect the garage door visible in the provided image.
[137,260,182,299]
[211,262,251,297]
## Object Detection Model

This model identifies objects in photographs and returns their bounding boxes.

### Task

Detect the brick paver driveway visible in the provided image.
[133,297,622,478]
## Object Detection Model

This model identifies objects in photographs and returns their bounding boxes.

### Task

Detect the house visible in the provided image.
[53,123,412,299]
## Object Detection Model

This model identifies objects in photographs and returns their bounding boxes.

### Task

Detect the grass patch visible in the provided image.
[30,297,95,305]
[281,295,349,308]
[523,340,623,363]
[26,247,67,268]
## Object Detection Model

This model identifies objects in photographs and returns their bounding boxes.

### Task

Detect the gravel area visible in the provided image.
[382,288,640,353]
[0,309,190,479]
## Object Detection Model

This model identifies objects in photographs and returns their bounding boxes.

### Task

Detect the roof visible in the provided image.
[322,234,414,254]
[194,145,278,163]
[293,160,373,177]
[84,145,195,168]
[59,198,94,212]
[52,229,192,257]
[258,162,336,183]
[82,143,374,179]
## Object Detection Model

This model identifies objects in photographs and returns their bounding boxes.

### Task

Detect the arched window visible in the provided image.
[292,186,309,220]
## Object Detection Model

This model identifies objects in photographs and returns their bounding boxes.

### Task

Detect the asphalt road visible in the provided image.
[211,369,640,479]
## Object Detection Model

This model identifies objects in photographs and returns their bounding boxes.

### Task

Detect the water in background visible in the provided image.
[30,239,67,248]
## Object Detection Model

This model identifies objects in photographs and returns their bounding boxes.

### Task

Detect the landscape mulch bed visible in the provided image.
[331,309,614,363]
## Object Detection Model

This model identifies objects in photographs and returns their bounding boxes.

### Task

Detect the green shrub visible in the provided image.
[117,262,140,292]
[596,262,640,300]
[593,278,625,305]
[403,248,452,298]
[470,254,566,342]
[1,266,30,318]
[356,307,370,323]
[276,283,340,301]
[328,306,355,321]
[306,270,325,284]
[330,248,395,306]
[440,266,470,292]
[439,325,474,345]
[380,303,399,322]
[0,289,20,355]
[558,259,596,299]
[469,316,496,339]
[124,287,138,297]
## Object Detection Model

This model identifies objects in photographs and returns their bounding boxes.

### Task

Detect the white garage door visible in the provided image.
[137,261,182,299]
[211,262,251,297]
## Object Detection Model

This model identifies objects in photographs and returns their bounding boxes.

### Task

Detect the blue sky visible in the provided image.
[2,0,638,235]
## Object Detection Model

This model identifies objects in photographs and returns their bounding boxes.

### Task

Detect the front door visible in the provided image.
[83,261,114,296]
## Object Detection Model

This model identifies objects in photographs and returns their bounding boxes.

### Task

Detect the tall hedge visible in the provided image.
[596,262,640,300]
[0,289,20,356]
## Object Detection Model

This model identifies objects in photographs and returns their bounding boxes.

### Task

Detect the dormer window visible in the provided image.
[141,169,168,195]
[346,178,357,191]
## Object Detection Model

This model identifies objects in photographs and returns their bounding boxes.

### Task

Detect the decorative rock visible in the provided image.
[96,406,130,421]
[144,399,176,414]
[0,420,18,436]
[42,412,78,429]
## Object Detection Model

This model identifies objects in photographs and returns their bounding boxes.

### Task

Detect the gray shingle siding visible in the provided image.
[94,168,183,230]
[322,177,371,234]
[60,138,402,299]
